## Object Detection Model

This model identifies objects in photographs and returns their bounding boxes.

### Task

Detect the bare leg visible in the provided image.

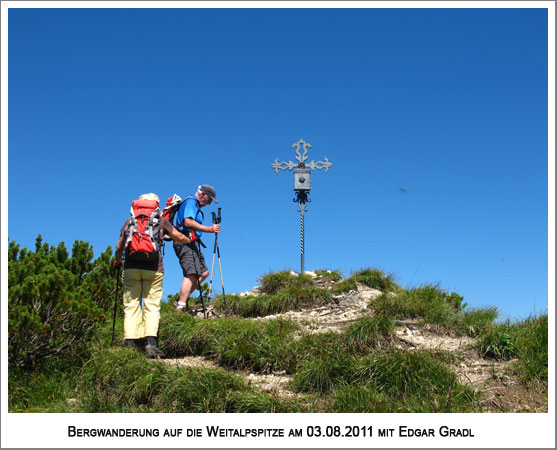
[178,271,210,309]
[179,275,196,307]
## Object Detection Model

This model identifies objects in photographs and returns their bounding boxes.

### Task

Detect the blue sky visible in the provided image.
[6,6,551,321]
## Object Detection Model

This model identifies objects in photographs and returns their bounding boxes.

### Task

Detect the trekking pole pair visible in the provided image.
[209,208,226,310]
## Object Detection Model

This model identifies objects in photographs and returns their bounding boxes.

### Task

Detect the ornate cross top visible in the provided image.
[271,139,333,174]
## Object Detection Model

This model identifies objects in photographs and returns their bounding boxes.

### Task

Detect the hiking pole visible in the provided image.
[208,211,218,300]
[215,208,227,310]
[111,265,121,346]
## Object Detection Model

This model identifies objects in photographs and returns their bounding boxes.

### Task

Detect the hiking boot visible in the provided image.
[174,301,189,313]
[145,343,165,358]
[124,339,139,349]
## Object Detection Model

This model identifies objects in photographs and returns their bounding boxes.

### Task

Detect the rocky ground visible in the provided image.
[162,272,547,412]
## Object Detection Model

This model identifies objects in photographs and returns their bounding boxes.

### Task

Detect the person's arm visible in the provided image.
[167,227,192,244]
[160,217,191,243]
[184,218,220,234]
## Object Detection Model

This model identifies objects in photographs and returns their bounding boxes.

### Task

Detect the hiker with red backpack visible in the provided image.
[171,185,220,313]
[113,193,191,357]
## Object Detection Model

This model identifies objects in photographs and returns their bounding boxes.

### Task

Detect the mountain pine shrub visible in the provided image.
[8,235,116,368]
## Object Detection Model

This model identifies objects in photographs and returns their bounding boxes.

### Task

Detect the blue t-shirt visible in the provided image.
[175,196,204,237]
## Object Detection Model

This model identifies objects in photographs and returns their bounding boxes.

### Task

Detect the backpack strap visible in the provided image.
[148,207,161,249]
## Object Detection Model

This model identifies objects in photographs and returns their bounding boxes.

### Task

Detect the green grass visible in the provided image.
[372,284,452,322]
[78,347,306,412]
[514,313,548,385]
[330,278,358,294]
[258,271,314,294]
[8,367,80,413]
[476,322,518,360]
[351,268,397,291]
[214,283,332,317]
[218,268,396,316]
[371,285,496,336]
[459,307,500,336]
[291,348,478,412]
[159,313,301,372]
[331,384,397,412]
[314,269,343,282]
[476,313,548,386]
[342,314,395,351]
[355,350,477,412]
[330,268,398,295]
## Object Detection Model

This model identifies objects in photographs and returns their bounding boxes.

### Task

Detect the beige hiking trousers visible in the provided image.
[122,269,164,339]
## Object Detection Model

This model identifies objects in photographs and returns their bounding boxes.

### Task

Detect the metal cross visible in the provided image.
[271,139,333,274]
[271,139,333,174]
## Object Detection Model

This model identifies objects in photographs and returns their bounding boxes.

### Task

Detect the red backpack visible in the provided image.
[160,194,183,241]
[124,199,161,262]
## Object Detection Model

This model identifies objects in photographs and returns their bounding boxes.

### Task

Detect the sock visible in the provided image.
[146,336,157,346]
[176,301,187,308]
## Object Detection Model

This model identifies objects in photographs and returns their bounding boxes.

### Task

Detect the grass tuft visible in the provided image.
[476,322,518,360]
[342,314,395,351]
[514,313,548,385]
[258,271,314,294]
[476,313,548,385]
[314,269,343,282]
[351,268,397,291]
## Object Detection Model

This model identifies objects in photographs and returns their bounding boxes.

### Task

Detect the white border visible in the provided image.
[1,1,554,449]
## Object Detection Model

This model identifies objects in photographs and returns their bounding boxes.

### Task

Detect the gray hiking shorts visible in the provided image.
[173,241,208,277]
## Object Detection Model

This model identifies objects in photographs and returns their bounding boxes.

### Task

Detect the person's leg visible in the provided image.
[123,269,144,344]
[174,243,195,311]
[141,270,165,357]
[178,274,196,307]
[142,270,163,338]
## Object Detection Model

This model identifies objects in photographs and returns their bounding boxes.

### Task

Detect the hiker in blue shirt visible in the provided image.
[173,185,220,312]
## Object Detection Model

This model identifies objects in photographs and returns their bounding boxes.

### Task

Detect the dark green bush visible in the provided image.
[8,236,115,368]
